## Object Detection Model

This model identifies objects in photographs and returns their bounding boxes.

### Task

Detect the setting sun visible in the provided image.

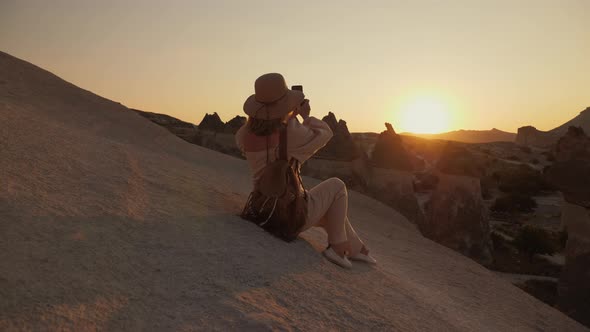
[397,96,452,134]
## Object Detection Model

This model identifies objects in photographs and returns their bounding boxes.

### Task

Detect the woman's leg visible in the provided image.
[304,178,366,256]
[344,216,366,256]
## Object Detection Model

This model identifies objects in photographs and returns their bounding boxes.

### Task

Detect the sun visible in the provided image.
[397,96,452,134]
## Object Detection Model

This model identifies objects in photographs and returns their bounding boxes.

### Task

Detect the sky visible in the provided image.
[1,0,589,133]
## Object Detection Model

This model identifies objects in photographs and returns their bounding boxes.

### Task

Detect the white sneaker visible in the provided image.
[322,247,352,269]
[350,252,377,265]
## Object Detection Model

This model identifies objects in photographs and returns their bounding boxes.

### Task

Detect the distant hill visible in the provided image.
[401,128,516,143]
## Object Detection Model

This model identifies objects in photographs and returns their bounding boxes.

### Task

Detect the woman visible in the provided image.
[235,73,376,268]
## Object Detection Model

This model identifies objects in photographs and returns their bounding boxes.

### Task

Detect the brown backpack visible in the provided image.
[240,124,308,242]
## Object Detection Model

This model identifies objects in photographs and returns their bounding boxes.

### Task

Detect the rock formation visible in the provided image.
[544,126,590,325]
[360,123,424,226]
[302,113,371,188]
[315,112,360,161]
[423,144,494,266]
[516,126,560,148]
[366,167,425,227]
[371,123,415,171]
[436,143,487,178]
[223,115,247,134]
[414,172,439,192]
[198,112,225,132]
[545,126,590,207]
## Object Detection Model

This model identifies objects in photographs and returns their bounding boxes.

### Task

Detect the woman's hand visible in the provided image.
[298,99,311,120]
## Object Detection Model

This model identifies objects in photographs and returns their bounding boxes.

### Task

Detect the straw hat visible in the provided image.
[243,73,305,120]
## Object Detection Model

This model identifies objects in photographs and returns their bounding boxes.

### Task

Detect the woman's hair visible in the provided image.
[248,117,283,136]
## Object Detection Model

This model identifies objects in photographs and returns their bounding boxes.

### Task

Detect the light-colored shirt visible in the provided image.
[235,116,333,186]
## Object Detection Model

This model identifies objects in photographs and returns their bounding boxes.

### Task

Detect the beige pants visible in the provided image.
[303,178,365,255]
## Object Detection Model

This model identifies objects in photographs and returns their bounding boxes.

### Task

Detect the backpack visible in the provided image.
[240,124,308,242]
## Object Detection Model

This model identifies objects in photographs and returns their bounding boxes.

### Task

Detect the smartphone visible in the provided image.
[292,85,303,92]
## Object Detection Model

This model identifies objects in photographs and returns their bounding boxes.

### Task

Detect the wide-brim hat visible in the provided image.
[243,73,305,120]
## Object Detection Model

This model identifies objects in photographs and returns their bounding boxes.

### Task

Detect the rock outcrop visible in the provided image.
[516,125,560,148]
[425,174,494,266]
[366,167,425,227]
[198,112,225,132]
[423,144,493,266]
[545,126,590,207]
[223,115,247,134]
[414,172,439,192]
[364,123,425,226]
[316,112,360,161]
[544,126,590,325]
[371,123,416,171]
[304,112,367,186]
[436,143,487,178]
[134,109,199,143]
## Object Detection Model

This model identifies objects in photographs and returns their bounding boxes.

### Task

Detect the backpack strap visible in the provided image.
[279,124,288,161]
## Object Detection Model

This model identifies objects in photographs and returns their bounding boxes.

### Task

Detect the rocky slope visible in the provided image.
[0,51,586,331]
[134,109,199,143]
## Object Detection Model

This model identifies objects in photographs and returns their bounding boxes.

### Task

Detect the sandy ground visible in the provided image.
[0,51,587,331]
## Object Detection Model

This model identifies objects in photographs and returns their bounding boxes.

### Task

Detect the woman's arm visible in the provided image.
[287,116,333,163]
[235,123,248,153]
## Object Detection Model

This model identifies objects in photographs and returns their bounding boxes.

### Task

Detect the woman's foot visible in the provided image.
[349,246,377,265]
[330,241,351,258]
[323,246,352,269]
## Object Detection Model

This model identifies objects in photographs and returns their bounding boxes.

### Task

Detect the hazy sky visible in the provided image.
[1,0,589,133]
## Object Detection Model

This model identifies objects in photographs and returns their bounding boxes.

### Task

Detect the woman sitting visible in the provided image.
[235,73,376,268]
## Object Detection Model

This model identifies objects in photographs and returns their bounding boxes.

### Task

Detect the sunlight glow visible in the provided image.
[397,96,452,134]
